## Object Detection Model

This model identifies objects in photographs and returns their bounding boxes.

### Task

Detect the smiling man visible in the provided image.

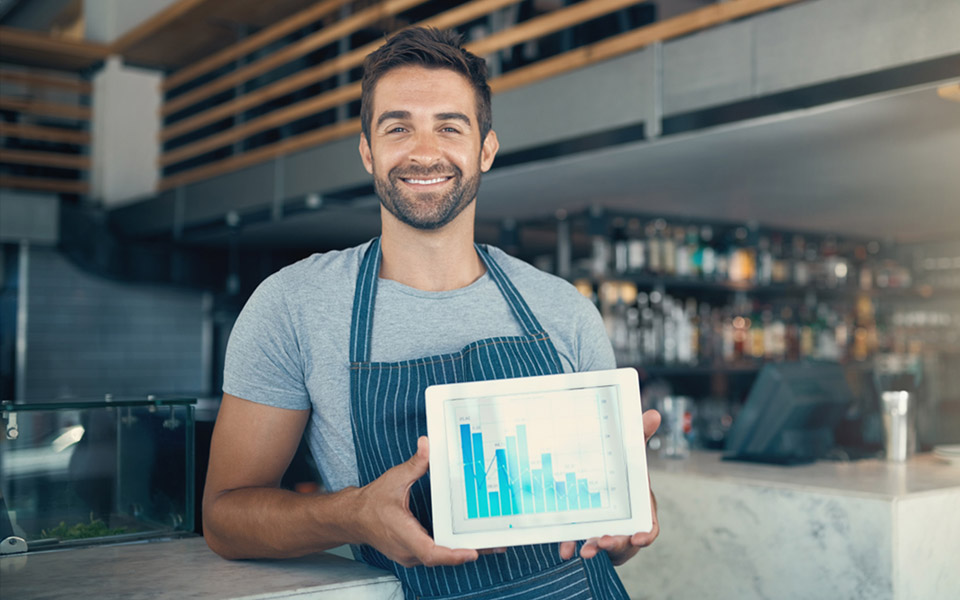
[203,27,659,599]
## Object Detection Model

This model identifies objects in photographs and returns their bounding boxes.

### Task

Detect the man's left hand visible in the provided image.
[558,408,661,566]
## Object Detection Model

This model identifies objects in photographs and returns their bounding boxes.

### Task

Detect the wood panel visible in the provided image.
[0,69,91,94]
[0,123,90,145]
[161,0,430,116]
[163,0,351,90]
[0,175,88,194]
[161,0,521,142]
[0,148,90,170]
[0,26,110,71]
[0,98,91,121]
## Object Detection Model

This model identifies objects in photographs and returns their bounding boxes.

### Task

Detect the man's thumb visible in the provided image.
[401,436,429,481]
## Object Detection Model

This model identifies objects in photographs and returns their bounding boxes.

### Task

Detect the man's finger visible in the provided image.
[394,436,430,484]
[642,409,661,443]
[558,541,576,560]
[419,544,479,567]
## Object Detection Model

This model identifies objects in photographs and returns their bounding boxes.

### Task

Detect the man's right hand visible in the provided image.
[354,436,479,568]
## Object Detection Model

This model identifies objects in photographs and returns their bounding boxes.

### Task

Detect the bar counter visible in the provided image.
[616,451,960,600]
[4,452,958,599]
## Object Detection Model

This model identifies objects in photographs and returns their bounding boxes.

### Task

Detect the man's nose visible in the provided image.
[408,131,442,166]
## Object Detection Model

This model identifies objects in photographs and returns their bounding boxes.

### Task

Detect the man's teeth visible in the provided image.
[405,177,448,184]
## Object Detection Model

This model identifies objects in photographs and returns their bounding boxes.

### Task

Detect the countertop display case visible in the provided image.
[1,397,196,554]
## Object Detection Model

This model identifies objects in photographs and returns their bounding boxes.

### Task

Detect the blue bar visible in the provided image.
[489,492,500,517]
[566,473,578,510]
[590,492,601,508]
[496,449,512,515]
[542,454,556,512]
[578,479,590,510]
[532,470,545,513]
[506,436,524,514]
[555,482,567,511]
[460,424,477,519]
[472,432,488,518]
[517,425,534,513]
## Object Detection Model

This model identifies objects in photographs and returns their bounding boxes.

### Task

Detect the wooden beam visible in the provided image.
[0,122,90,145]
[0,98,91,121]
[162,0,352,90]
[161,0,430,116]
[490,0,803,94]
[161,0,520,141]
[0,175,88,194]
[109,0,212,54]
[0,69,91,94]
[0,148,90,170]
[159,118,361,191]
[0,26,110,71]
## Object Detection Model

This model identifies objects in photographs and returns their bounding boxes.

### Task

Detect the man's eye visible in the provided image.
[387,126,407,133]
[441,127,460,133]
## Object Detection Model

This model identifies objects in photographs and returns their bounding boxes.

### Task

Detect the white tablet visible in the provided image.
[425,367,652,550]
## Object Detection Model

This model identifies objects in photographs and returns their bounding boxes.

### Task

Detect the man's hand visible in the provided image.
[558,409,661,565]
[355,436,479,568]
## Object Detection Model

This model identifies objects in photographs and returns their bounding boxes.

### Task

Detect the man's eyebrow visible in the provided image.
[436,112,471,126]
[376,110,411,127]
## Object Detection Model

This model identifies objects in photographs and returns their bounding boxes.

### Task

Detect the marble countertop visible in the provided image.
[0,536,401,599]
[646,450,960,499]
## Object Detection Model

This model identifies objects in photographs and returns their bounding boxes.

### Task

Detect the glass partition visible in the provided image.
[0,398,195,553]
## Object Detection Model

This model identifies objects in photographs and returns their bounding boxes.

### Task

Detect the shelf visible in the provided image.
[630,362,763,378]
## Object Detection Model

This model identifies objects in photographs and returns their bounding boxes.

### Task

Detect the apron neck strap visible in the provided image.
[350,237,548,363]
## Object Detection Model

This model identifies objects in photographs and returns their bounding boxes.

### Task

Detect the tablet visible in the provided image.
[425,367,652,550]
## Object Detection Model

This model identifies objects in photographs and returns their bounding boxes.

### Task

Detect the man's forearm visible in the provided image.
[203,485,365,560]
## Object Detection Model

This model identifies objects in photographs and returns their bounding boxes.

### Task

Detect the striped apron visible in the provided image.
[348,238,630,600]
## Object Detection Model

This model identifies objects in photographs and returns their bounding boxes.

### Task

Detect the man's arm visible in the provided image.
[203,393,479,567]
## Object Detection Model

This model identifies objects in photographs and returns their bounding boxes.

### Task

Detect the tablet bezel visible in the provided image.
[425,367,652,550]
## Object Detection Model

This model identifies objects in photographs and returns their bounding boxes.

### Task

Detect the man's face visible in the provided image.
[359,66,498,231]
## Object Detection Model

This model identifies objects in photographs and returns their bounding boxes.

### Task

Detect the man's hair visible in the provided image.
[360,27,492,144]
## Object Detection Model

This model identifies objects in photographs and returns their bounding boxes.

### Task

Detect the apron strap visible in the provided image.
[349,238,550,364]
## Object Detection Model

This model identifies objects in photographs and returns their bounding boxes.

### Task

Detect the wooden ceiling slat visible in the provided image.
[0,26,110,71]
[0,69,91,94]
[0,122,90,145]
[0,148,90,170]
[0,175,88,194]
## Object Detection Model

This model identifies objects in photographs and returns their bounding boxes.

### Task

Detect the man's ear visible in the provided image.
[359,134,374,175]
[480,130,500,173]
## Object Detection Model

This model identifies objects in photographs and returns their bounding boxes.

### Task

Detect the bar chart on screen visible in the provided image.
[451,386,629,522]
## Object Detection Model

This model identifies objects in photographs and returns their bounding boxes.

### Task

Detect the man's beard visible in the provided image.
[373,162,481,230]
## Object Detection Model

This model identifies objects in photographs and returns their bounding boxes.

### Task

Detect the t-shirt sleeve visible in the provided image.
[575,296,618,372]
[222,272,311,410]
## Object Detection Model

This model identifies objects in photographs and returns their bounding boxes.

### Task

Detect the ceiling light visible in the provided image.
[937,83,960,103]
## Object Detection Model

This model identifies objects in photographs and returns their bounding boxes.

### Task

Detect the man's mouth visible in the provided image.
[400,176,453,185]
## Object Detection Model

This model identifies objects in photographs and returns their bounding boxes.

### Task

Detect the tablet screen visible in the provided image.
[426,368,652,549]
[444,385,631,534]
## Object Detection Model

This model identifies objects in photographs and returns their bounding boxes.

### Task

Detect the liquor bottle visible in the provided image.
[612,217,629,275]
[662,222,677,276]
[627,218,646,273]
[757,235,773,286]
[675,227,692,277]
[589,205,609,279]
[646,221,662,274]
[792,235,810,286]
[771,234,790,284]
[696,225,717,280]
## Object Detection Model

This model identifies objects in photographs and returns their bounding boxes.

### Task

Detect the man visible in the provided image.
[204,27,659,599]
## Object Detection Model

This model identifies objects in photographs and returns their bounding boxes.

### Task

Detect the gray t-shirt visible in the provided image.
[223,240,616,492]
